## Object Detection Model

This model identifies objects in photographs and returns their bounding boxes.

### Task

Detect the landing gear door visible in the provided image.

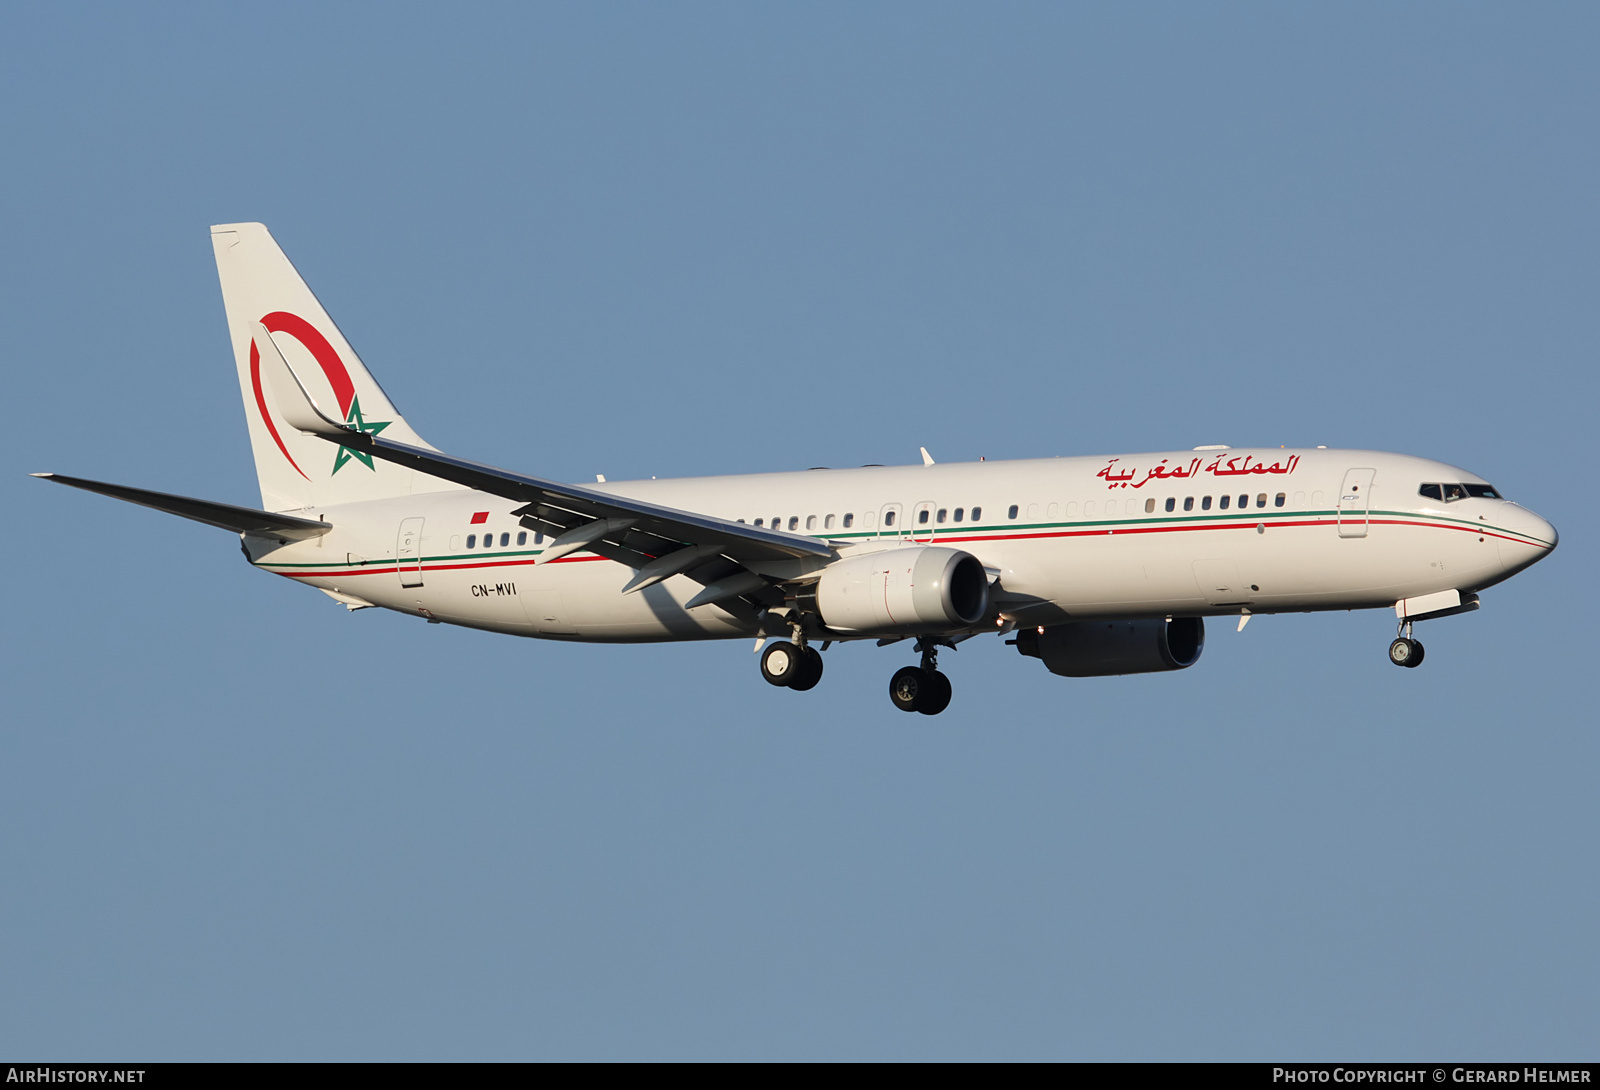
[1337,469,1375,538]
[397,517,425,587]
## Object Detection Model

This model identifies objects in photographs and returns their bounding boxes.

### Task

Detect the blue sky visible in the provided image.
[3,2,1595,1059]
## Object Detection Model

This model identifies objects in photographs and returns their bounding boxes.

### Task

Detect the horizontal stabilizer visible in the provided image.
[32,473,332,541]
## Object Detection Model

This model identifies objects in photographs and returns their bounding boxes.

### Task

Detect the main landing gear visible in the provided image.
[890,639,953,716]
[761,637,824,691]
[1388,619,1425,669]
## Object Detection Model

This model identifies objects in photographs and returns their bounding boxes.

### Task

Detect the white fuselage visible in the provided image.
[243,448,1557,642]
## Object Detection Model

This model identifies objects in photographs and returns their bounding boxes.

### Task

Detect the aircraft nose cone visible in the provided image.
[1495,503,1557,576]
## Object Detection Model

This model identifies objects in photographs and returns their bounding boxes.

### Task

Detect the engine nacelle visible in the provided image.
[813,547,990,635]
[1014,617,1205,677]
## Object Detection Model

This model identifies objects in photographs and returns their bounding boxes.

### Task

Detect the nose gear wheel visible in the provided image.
[1389,619,1425,669]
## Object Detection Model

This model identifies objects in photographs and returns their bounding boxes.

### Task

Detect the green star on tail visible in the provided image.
[331,395,392,474]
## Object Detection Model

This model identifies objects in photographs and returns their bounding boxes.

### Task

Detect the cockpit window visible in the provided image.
[1420,482,1503,502]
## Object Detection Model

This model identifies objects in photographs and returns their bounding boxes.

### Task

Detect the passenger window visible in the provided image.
[1126,499,1138,515]
[953,508,964,523]
[1238,494,1249,509]
[1219,495,1230,510]
[500,533,510,546]
[535,532,545,545]
[1255,494,1266,509]
[450,535,461,551]
[844,513,855,528]
[1145,498,1155,513]
[788,516,799,530]
[1202,496,1212,510]
[918,509,930,525]
[1292,491,1305,506]
[824,514,834,529]
[771,516,779,527]
[936,508,947,524]
[1008,505,1019,519]
[1274,493,1285,508]
[1066,502,1077,517]
[1183,497,1194,511]
[1311,491,1324,507]
[971,507,981,521]
[754,518,763,527]
[884,510,896,527]
[806,515,816,530]
[1419,484,1443,501]
[1165,497,1176,512]
[466,534,476,548]
[517,531,527,545]
[1027,503,1039,519]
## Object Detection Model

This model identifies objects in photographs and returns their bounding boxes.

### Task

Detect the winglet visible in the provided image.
[920,447,935,466]
[253,322,351,440]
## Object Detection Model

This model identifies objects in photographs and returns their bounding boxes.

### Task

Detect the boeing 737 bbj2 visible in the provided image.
[35,223,1558,714]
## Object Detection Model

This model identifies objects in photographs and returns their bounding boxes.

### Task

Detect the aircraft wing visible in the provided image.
[254,323,831,574]
[323,431,829,565]
[32,473,332,541]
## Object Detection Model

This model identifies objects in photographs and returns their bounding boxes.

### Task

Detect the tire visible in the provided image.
[761,642,801,687]
[1389,637,1417,668]
[917,670,952,716]
[788,647,825,691]
[889,666,927,712]
[1406,640,1425,668]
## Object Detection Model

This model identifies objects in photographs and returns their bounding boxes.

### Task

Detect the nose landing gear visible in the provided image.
[1388,620,1425,669]
[889,639,953,715]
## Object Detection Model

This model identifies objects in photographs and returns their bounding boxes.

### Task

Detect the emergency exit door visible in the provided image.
[1337,469,1375,538]
[397,517,425,587]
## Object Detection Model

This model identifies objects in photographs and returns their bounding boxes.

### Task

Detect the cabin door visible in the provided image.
[397,517,425,587]
[1337,469,1375,538]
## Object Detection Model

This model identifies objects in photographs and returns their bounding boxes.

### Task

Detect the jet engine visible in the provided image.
[812,547,990,635]
[1013,617,1205,677]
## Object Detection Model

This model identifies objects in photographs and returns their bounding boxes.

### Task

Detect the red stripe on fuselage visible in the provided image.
[265,515,1547,582]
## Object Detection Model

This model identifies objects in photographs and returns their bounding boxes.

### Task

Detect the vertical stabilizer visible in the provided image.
[211,222,460,512]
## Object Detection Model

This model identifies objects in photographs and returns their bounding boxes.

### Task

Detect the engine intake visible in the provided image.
[814,547,989,635]
[1015,617,1205,677]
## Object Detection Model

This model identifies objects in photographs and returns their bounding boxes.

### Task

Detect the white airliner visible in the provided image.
[36,223,1559,714]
